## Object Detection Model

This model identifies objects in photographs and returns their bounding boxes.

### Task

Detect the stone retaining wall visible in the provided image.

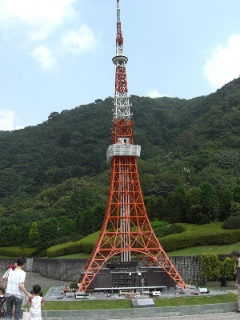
[1,255,229,285]
[32,256,203,285]
[32,258,87,282]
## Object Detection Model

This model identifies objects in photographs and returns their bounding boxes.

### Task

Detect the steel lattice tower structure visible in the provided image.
[78,0,186,292]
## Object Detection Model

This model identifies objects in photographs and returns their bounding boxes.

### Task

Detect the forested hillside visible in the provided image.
[0,77,239,251]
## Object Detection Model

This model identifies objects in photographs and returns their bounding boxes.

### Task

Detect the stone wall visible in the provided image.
[0,258,33,272]
[32,258,87,282]
[0,255,231,286]
[171,255,202,285]
[32,256,203,285]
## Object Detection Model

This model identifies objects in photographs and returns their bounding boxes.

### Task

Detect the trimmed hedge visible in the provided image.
[0,247,38,257]
[47,231,100,258]
[47,226,240,256]
[154,224,185,238]
[159,229,240,252]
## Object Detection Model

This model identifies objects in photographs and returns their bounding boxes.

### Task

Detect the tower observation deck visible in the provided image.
[78,0,186,293]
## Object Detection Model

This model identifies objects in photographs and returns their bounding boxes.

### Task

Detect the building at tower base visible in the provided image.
[78,261,176,293]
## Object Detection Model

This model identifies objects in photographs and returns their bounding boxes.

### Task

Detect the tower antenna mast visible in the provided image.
[78,0,186,292]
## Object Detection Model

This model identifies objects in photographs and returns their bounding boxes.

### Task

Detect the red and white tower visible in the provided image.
[78,0,186,292]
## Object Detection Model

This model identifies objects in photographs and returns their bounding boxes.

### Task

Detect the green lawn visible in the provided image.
[168,242,240,256]
[53,241,240,259]
[41,292,237,310]
[43,299,132,310]
[54,253,90,259]
[154,292,237,307]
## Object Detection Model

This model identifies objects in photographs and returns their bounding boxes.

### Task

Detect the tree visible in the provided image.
[198,182,220,224]
[229,202,240,216]
[186,187,201,223]
[155,196,167,221]
[0,225,18,246]
[165,186,187,223]
[36,218,59,250]
[76,204,105,236]
[29,222,39,247]
[217,188,233,221]
[58,217,75,237]
[145,195,157,220]
[66,181,106,217]
[234,186,240,203]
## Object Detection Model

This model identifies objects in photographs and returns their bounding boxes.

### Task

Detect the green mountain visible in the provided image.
[0,77,239,199]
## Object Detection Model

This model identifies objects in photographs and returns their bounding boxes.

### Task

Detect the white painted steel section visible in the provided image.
[113,95,132,119]
[106,144,141,162]
[120,168,131,262]
[116,44,124,56]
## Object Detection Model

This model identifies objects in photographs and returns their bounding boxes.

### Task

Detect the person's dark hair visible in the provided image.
[32,285,42,295]
[16,257,27,266]
[231,251,240,257]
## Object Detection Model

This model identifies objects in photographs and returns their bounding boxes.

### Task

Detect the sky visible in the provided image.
[0,0,240,131]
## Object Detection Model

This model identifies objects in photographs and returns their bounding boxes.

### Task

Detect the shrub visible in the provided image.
[151,220,169,229]
[201,253,221,281]
[220,257,235,280]
[70,283,78,289]
[155,224,185,238]
[222,215,240,229]
[201,255,235,283]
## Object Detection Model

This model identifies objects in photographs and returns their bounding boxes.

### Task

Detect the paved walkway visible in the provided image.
[24,271,71,291]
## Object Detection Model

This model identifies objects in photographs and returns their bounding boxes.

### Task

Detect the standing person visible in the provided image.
[231,250,240,313]
[4,257,32,320]
[28,285,44,320]
[6,262,17,317]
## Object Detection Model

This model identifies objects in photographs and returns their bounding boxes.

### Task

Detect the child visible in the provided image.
[0,287,6,304]
[28,285,44,320]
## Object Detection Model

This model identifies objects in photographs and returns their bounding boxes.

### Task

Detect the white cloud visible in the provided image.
[0,0,97,69]
[31,45,58,70]
[147,89,170,98]
[0,110,16,131]
[60,25,97,54]
[0,0,77,40]
[204,34,240,88]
